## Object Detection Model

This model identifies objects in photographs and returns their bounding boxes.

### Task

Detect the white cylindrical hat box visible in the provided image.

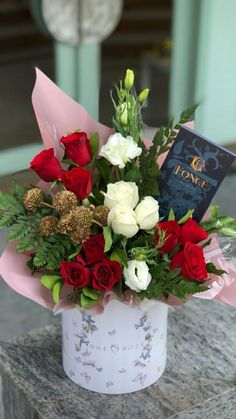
[62,299,168,394]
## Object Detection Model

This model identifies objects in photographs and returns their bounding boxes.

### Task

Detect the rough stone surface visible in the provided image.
[0,299,235,419]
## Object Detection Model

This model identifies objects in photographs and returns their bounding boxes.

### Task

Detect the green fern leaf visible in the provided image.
[7,218,32,241]
[32,234,74,270]
[0,191,17,210]
[10,181,29,200]
[0,214,15,228]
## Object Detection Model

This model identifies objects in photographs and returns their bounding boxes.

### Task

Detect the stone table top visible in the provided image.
[0,299,235,419]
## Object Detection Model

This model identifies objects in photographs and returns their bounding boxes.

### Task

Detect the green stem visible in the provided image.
[57,180,65,191]
[114,166,121,181]
[40,202,53,209]
[119,168,125,180]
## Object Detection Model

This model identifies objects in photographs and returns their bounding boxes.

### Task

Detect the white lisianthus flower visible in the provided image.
[123,260,152,292]
[108,205,139,238]
[104,181,139,209]
[135,196,159,230]
[98,132,142,169]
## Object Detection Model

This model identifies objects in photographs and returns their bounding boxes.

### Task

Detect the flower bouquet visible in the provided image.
[0,69,236,394]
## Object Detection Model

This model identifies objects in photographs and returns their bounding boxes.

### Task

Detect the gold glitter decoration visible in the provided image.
[58,212,75,234]
[39,216,58,236]
[23,188,44,212]
[70,206,93,227]
[58,206,93,235]
[92,205,109,226]
[69,226,91,244]
[53,191,78,214]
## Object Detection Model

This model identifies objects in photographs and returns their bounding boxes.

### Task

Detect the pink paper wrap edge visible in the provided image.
[0,68,235,311]
[32,68,113,158]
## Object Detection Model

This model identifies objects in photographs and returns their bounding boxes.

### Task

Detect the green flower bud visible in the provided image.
[117,103,128,126]
[119,89,126,100]
[124,69,134,90]
[135,254,145,261]
[137,88,149,103]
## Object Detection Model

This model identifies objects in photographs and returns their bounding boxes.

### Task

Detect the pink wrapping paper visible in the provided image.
[0,242,54,309]
[195,234,236,306]
[0,69,235,310]
[32,68,113,159]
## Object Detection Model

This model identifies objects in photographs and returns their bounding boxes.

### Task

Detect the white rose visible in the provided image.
[98,132,142,169]
[135,196,159,230]
[108,205,139,238]
[104,181,139,209]
[123,260,152,292]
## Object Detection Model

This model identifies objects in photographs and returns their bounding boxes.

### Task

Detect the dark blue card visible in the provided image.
[157,126,236,222]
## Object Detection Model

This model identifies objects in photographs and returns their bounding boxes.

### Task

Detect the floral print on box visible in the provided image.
[62,299,168,394]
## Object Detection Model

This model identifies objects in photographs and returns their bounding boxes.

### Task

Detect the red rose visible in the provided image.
[60,261,91,288]
[92,259,122,291]
[180,218,208,245]
[83,234,105,265]
[170,241,208,281]
[60,166,92,200]
[154,220,180,253]
[76,254,87,265]
[60,131,92,166]
[29,148,62,182]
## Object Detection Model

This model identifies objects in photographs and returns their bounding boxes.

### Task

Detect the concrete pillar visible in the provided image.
[169,0,200,121]
[170,0,236,145]
[195,0,236,144]
[54,42,101,120]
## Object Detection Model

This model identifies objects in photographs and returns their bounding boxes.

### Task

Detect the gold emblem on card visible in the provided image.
[190,156,206,172]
